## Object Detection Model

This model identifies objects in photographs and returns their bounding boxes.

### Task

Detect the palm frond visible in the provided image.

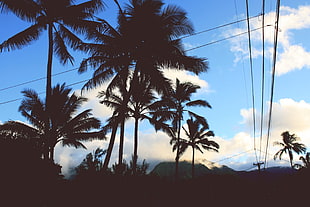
[186,100,211,108]
[61,138,87,149]
[0,0,40,22]
[53,29,74,65]
[0,23,43,52]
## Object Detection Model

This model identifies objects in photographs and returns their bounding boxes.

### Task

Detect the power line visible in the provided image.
[0,66,81,92]
[185,25,270,52]
[0,25,271,106]
[215,149,253,163]
[0,79,89,105]
[245,0,258,164]
[258,0,266,162]
[264,0,281,170]
[0,16,263,94]
[180,14,262,39]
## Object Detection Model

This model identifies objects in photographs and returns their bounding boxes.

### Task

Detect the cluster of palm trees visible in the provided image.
[0,0,220,178]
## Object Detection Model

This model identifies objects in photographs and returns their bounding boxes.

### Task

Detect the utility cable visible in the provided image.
[185,25,270,52]
[259,0,266,162]
[0,79,89,105]
[180,14,262,39]
[0,25,271,106]
[264,0,281,170]
[0,66,81,92]
[0,16,263,94]
[245,0,258,164]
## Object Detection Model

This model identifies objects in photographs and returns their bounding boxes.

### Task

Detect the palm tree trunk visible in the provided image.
[45,23,53,161]
[175,114,182,181]
[50,146,55,163]
[118,117,125,165]
[46,23,53,111]
[192,145,195,179]
[133,117,139,175]
[103,124,118,171]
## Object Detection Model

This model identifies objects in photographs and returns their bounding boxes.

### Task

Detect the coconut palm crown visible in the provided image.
[274,131,306,168]
[0,83,104,162]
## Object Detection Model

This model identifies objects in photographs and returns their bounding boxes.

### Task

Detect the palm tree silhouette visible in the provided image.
[294,152,310,170]
[153,78,211,180]
[79,0,207,93]
[0,83,104,162]
[0,0,104,109]
[127,73,169,175]
[171,117,219,178]
[274,131,306,168]
[79,0,208,171]
[98,77,130,170]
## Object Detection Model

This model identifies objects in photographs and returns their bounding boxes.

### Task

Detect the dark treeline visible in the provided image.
[1,140,309,207]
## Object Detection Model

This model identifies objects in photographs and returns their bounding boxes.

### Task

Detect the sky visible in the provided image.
[1,0,310,177]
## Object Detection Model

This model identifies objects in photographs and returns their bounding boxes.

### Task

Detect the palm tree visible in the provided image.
[79,0,207,93]
[0,0,104,108]
[98,76,130,171]
[127,73,168,175]
[274,131,306,168]
[294,152,310,170]
[0,83,104,162]
[153,78,211,180]
[78,0,208,170]
[171,117,219,178]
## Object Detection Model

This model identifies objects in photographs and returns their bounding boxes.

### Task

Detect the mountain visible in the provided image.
[150,160,236,179]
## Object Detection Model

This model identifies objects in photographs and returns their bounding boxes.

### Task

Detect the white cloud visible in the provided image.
[228,5,310,75]
[163,69,211,94]
[275,45,310,75]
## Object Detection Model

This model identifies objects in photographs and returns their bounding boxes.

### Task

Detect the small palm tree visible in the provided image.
[98,77,130,170]
[274,131,306,168]
[171,117,219,178]
[294,152,310,170]
[75,147,106,177]
[0,0,104,107]
[0,84,104,162]
[153,78,211,179]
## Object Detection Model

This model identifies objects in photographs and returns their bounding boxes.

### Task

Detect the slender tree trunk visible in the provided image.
[175,112,182,181]
[118,117,125,165]
[45,24,53,161]
[46,23,53,113]
[192,145,195,179]
[103,124,118,171]
[133,116,139,175]
[50,146,55,163]
[289,150,293,168]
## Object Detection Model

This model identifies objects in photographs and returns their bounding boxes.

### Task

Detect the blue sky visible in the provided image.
[1,0,310,175]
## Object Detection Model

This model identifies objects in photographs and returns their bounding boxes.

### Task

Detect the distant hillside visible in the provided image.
[238,166,296,180]
[150,161,236,179]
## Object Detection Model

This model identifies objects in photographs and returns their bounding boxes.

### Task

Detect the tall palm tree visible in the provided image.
[127,73,169,175]
[153,78,211,180]
[98,76,130,170]
[78,0,208,170]
[274,131,306,168]
[171,117,219,178]
[0,0,104,108]
[79,0,207,93]
[0,83,104,162]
